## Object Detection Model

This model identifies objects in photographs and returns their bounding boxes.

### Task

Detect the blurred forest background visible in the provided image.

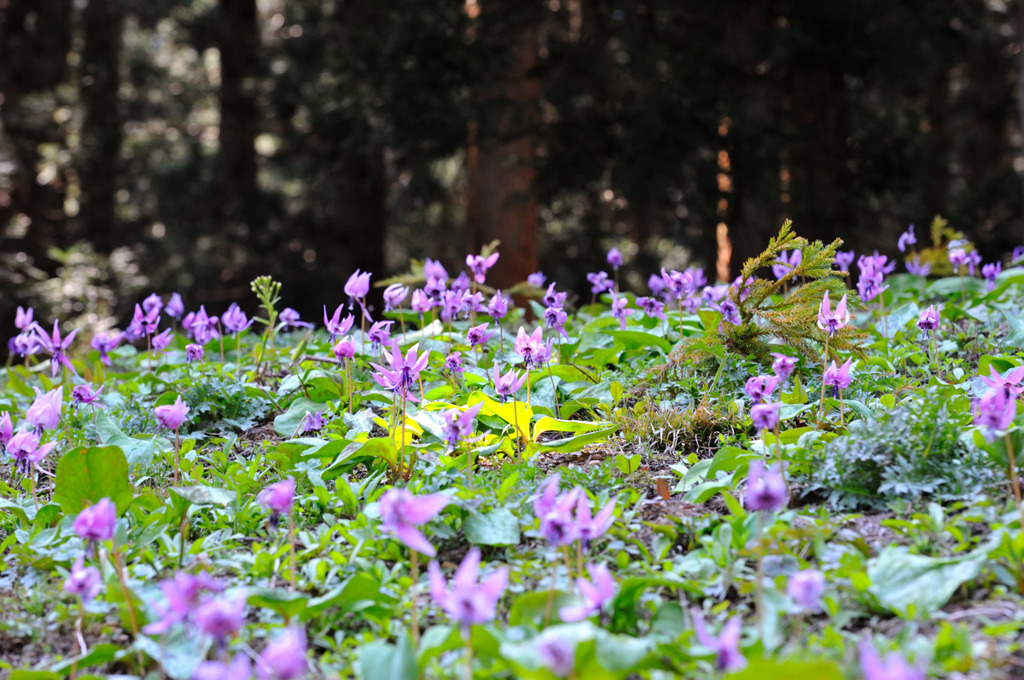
[2,0,1024,334]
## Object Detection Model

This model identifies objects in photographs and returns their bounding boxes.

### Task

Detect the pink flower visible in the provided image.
[379,488,449,557]
[744,460,787,512]
[428,547,508,634]
[26,387,62,432]
[258,477,296,519]
[692,612,746,672]
[63,555,101,601]
[73,498,117,543]
[816,290,850,337]
[466,252,500,284]
[559,564,615,621]
[155,395,190,431]
[257,626,308,680]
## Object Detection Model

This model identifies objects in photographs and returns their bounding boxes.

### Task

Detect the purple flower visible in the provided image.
[771,353,797,382]
[858,639,926,680]
[185,343,204,362]
[143,293,164,316]
[1014,246,1024,262]
[817,290,850,337]
[514,326,545,368]
[72,384,102,407]
[14,306,34,330]
[719,299,741,326]
[772,250,802,280]
[90,331,123,367]
[151,328,174,353]
[379,488,450,557]
[155,395,190,431]
[983,262,1001,291]
[611,293,633,329]
[559,564,616,622]
[383,283,409,312]
[745,460,787,512]
[194,592,246,644]
[221,304,253,333]
[536,631,575,677]
[127,303,161,340]
[949,248,968,269]
[26,387,62,432]
[974,388,1017,442]
[744,375,779,403]
[371,342,429,400]
[966,250,982,276]
[459,290,485,318]
[323,305,354,341]
[787,569,825,612]
[10,329,42,357]
[187,306,220,341]
[195,655,251,680]
[467,322,493,348]
[528,271,547,288]
[492,365,527,403]
[648,273,666,298]
[488,292,509,320]
[143,571,224,635]
[607,248,623,269]
[438,290,462,323]
[575,492,616,548]
[660,268,691,300]
[636,296,666,321]
[428,547,508,634]
[443,402,484,450]
[751,402,781,431]
[34,321,79,377]
[905,255,931,276]
[166,292,185,318]
[980,366,1024,397]
[692,612,746,672]
[7,430,57,475]
[587,271,613,295]
[823,357,853,396]
[452,271,472,295]
[256,626,308,680]
[63,555,101,602]
[466,252,500,284]
[543,305,569,337]
[536,481,580,547]
[367,320,394,351]
[278,307,312,330]
[731,276,754,301]
[300,410,324,434]
[544,283,567,308]
[444,351,464,375]
[411,289,433,314]
[857,254,892,302]
[332,336,356,362]
[424,258,448,282]
[344,269,372,305]
[424,276,447,301]
[918,305,940,332]
[258,476,296,520]
[897,224,916,253]
[0,412,11,452]
[73,498,116,543]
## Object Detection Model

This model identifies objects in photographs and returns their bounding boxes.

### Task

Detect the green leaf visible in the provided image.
[729,660,843,680]
[53,446,133,515]
[606,330,671,353]
[96,411,167,469]
[867,546,987,616]
[465,508,521,546]
[359,634,417,680]
[247,587,310,618]
[322,437,398,480]
[273,398,331,437]
[170,485,237,514]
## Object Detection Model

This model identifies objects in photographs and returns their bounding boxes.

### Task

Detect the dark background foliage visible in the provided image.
[2,0,1023,336]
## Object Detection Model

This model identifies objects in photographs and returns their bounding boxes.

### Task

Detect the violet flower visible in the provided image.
[949,248,968,270]
[143,570,224,635]
[751,402,781,432]
[858,639,926,680]
[897,224,916,252]
[379,488,450,557]
[64,555,102,602]
[719,299,741,325]
[278,307,312,330]
[151,328,174,353]
[7,430,57,476]
[196,655,251,680]
[636,296,666,321]
[745,460,787,512]
[536,631,575,677]
[221,303,253,333]
[816,290,850,336]
[823,358,853,397]
[15,306,34,330]
[660,268,691,300]
[467,322,493,348]
[73,497,116,544]
[771,353,797,382]
[917,305,940,332]
[0,412,11,453]
[459,290,485,318]
[983,262,1001,291]
[26,387,62,432]
[155,395,190,431]
[787,569,825,612]
[488,292,509,320]
[575,492,616,549]
[72,384,102,407]
[514,326,544,367]
[1014,246,1024,262]
[466,252,500,284]
[444,352,464,376]
[256,626,308,680]
[610,293,632,329]
[492,365,527,403]
[370,342,429,400]
[194,593,246,645]
[731,275,754,301]
[258,476,296,527]
[559,564,616,622]
[367,320,394,351]
[424,258,448,282]
[966,250,982,276]
[528,271,547,287]
[383,283,409,312]
[344,269,372,310]
[607,247,623,269]
[188,305,221,341]
[323,305,354,341]
[980,366,1024,397]
[974,388,1017,442]
[450,271,470,295]
[906,255,931,276]
[428,547,508,635]
[332,336,356,362]
[438,290,462,323]
[424,276,447,302]
[166,292,185,318]
[442,402,484,450]
[34,320,79,377]
[411,289,433,315]
[744,375,779,403]
[534,475,580,547]
[185,343,204,362]
[772,250,802,280]
[691,611,747,673]
[544,283,567,308]
[142,292,164,315]
[543,305,569,338]
[299,410,324,434]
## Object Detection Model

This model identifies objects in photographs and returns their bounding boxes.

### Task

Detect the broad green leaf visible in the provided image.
[477,394,533,440]
[322,437,398,480]
[273,398,331,437]
[53,446,133,515]
[247,587,310,618]
[96,411,167,469]
[465,508,521,546]
[730,660,843,680]
[532,416,611,440]
[359,634,417,680]
[867,546,987,615]
[606,330,671,353]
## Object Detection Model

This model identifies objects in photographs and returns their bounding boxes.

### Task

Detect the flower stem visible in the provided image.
[547,364,560,419]
[463,628,474,680]
[817,333,830,425]
[1004,432,1024,533]
[288,511,297,590]
[110,547,144,669]
[511,395,522,461]
[755,512,766,646]
[410,550,420,646]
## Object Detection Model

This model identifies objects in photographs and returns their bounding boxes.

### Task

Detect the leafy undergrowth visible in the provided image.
[3,227,1024,679]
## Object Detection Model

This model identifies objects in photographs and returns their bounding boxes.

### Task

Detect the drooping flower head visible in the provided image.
[256,626,308,680]
[771,352,797,382]
[636,296,666,321]
[467,323,493,348]
[428,547,508,635]
[544,282,567,308]
[26,387,62,432]
[528,271,547,288]
[543,305,569,338]
[166,292,185,318]
[379,488,450,557]
[151,328,174,353]
[744,375,779,404]
[744,460,787,512]
[221,303,254,333]
[574,491,616,549]
[444,351,464,375]
[14,306,34,330]
[586,271,613,295]
[7,430,57,476]
[370,342,429,400]
[897,224,916,253]
[194,592,247,646]
[787,569,826,612]
[257,476,296,527]
[411,289,433,315]
[73,498,117,544]
[0,412,12,452]
[982,262,1002,291]
[559,564,616,622]
[143,570,224,635]
[610,293,633,329]
[424,258,449,283]
[751,402,781,432]
[816,290,850,337]
[906,255,931,277]
[691,612,747,673]
[63,555,102,602]
[72,384,102,407]
[344,269,372,308]
[858,639,926,680]
[195,655,251,680]
[323,305,354,341]
[917,305,940,332]
[974,387,1017,443]
[607,247,623,270]
[383,284,410,312]
[332,336,356,362]
[466,252,500,285]
[536,631,576,677]
[823,358,854,397]
[185,343,204,363]
[279,307,313,331]
[367,320,394,352]
[442,402,484,450]
[492,365,527,403]
[514,326,545,368]
[91,331,124,366]
[155,395,190,431]
[488,292,509,320]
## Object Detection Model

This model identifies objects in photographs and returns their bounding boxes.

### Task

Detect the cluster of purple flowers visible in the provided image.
[533,474,616,551]
[857,253,893,302]
[973,366,1023,442]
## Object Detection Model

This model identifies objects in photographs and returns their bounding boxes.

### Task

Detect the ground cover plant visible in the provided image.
[5,221,1024,678]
